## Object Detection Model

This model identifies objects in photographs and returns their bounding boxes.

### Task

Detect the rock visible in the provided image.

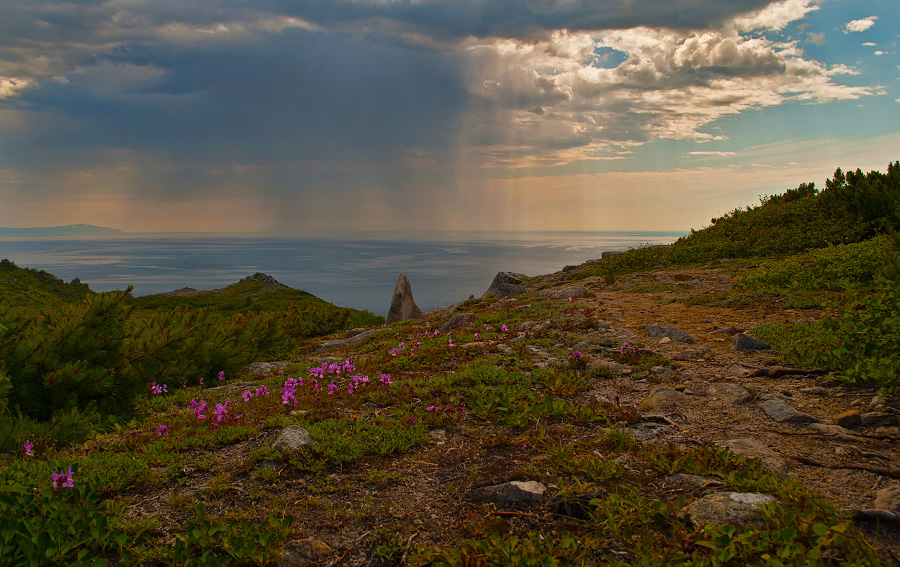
[629,422,672,440]
[860,412,896,427]
[732,333,771,351]
[280,538,332,567]
[682,492,777,527]
[317,328,381,351]
[429,429,447,444]
[537,285,589,300]
[758,399,820,424]
[716,438,788,472]
[679,347,711,359]
[709,383,752,404]
[834,410,861,429]
[666,473,726,490]
[711,326,744,335]
[807,423,858,442]
[248,361,288,375]
[728,365,752,377]
[273,425,314,453]
[386,274,425,324]
[640,386,686,410]
[658,336,671,344]
[873,486,900,513]
[467,481,547,503]
[645,324,695,344]
[601,251,625,259]
[439,313,474,333]
[483,272,529,297]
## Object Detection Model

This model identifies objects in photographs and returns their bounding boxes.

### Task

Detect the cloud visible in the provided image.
[0,76,34,98]
[843,16,878,33]
[862,42,877,46]
[456,26,877,167]
[807,32,825,45]
[874,51,886,56]
[687,151,738,156]
[732,0,818,32]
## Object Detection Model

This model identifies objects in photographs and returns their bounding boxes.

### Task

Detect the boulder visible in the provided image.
[483,272,528,297]
[386,274,425,324]
[646,324,695,344]
[641,386,686,410]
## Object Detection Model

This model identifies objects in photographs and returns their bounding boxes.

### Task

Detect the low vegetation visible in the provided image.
[0,162,897,565]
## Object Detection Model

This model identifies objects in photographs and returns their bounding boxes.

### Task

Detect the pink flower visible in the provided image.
[157,425,168,436]
[391,348,398,357]
[190,399,208,419]
[242,389,252,402]
[501,324,508,332]
[448,337,455,347]
[213,401,230,423]
[23,440,34,457]
[217,371,225,381]
[567,296,573,301]
[328,383,337,395]
[426,405,438,412]
[380,373,393,385]
[255,385,269,396]
[51,466,74,489]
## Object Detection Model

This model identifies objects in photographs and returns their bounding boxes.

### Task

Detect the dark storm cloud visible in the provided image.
[1,28,467,174]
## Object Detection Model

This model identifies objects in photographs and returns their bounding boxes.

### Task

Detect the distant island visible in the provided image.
[0,223,121,235]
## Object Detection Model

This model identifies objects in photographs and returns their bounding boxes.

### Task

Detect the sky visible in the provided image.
[0,0,898,233]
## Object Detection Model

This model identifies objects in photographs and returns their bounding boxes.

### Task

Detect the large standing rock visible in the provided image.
[467,481,546,503]
[732,333,772,351]
[386,274,425,324]
[483,272,528,297]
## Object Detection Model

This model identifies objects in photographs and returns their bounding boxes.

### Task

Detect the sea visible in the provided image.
[0,231,685,316]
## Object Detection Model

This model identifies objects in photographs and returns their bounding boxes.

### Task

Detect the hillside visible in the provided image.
[0,258,94,310]
[0,164,897,565]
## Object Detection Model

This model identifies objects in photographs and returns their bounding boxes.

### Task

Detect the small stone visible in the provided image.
[666,473,726,489]
[467,481,546,503]
[728,365,752,377]
[659,336,671,344]
[273,425,314,453]
[860,412,895,427]
[807,423,857,442]
[646,324,695,344]
[439,313,474,333]
[717,438,788,472]
[873,486,900,513]
[629,422,672,440]
[280,538,333,567]
[732,333,772,351]
[709,383,752,404]
[537,285,589,300]
[758,399,820,424]
[640,386,686,410]
[682,492,777,527]
[834,410,861,429]
[429,429,447,444]
[711,326,744,335]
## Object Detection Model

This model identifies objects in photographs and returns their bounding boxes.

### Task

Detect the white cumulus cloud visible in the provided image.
[843,16,878,33]
[733,0,818,32]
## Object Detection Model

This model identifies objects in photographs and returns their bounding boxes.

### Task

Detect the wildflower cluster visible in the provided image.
[620,342,638,356]
[150,381,168,396]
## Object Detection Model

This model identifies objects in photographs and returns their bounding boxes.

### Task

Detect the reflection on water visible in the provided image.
[0,231,684,316]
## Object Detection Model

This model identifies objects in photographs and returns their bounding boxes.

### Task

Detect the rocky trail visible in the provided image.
[127,263,900,566]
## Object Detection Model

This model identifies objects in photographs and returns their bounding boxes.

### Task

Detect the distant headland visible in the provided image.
[0,224,121,235]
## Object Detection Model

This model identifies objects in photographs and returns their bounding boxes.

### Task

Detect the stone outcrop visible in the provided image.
[386,274,425,324]
[483,272,528,297]
[537,284,589,300]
